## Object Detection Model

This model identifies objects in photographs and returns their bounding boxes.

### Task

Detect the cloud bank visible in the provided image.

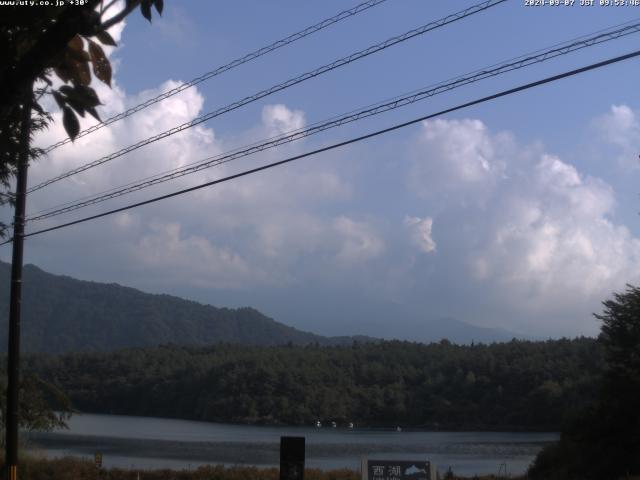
[403,117,640,335]
[5,24,640,339]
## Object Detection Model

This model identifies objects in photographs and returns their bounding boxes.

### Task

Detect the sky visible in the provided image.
[3,0,640,339]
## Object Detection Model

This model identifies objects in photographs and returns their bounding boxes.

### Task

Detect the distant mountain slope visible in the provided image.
[0,261,369,353]
[0,261,526,354]
[414,316,524,344]
[243,287,529,345]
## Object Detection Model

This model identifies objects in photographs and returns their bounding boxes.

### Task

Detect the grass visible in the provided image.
[10,455,530,480]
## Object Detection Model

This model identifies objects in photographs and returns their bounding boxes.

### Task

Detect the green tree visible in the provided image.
[0,0,164,236]
[0,372,72,443]
[529,285,640,479]
[0,4,165,469]
[592,285,640,477]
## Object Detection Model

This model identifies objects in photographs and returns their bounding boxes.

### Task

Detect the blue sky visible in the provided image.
[4,0,640,339]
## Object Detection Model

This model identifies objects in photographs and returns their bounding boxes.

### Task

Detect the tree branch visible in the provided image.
[101,0,121,16]
[101,0,141,31]
[0,0,102,119]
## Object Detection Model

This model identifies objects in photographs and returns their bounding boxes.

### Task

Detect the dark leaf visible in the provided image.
[53,65,72,83]
[40,74,53,86]
[60,85,101,116]
[69,57,91,86]
[154,0,163,15]
[15,37,36,59]
[32,102,45,116]
[52,91,65,109]
[96,29,117,47]
[77,9,101,36]
[88,40,112,87]
[67,34,84,51]
[62,106,80,141]
[86,106,101,122]
[74,85,101,107]
[140,0,152,22]
[65,96,86,117]
[67,45,91,62]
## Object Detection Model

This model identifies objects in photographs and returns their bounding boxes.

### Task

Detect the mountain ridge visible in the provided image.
[0,260,525,353]
[0,261,376,353]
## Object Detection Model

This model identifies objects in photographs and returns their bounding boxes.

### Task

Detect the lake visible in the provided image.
[27,413,558,477]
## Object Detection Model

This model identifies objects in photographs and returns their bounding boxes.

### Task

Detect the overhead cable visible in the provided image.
[2,48,636,246]
[26,20,640,221]
[28,0,507,194]
[42,0,391,153]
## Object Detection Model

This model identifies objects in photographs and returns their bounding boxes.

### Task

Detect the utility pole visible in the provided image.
[5,82,33,480]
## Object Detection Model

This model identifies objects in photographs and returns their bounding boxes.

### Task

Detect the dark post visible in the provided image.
[5,84,32,480]
[280,436,305,480]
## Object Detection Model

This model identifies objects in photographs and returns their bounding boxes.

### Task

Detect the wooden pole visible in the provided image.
[5,83,32,480]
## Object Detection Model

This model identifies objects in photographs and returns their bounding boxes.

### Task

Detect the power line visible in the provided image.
[2,48,636,246]
[28,0,507,194]
[26,20,640,222]
[42,0,391,153]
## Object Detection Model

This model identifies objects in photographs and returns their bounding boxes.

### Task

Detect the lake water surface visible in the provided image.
[28,413,558,477]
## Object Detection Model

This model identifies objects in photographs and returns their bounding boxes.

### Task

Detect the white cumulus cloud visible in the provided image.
[261,104,306,136]
[406,117,640,334]
[20,48,358,294]
[333,216,384,264]
[594,104,640,170]
[404,216,436,253]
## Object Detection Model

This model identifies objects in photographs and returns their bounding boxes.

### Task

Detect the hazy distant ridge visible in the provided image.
[0,261,524,353]
[0,261,373,353]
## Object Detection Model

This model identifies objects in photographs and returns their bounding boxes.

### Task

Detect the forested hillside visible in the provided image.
[0,262,371,353]
[27,338,601,431]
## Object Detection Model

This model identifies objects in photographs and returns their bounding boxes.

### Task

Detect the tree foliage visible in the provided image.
[26,338,602,431]
[0,0,163,236]
[529,285,640,479]
[0,370,71,442]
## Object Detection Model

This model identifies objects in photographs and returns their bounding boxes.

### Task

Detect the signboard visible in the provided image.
[280,436,305,480]
[361,458,436,480]
[94,453,102,468]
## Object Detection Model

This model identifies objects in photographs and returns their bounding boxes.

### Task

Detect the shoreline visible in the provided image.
[26,431,552,476]
[25,412,556,476]
[61,410,562,434]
